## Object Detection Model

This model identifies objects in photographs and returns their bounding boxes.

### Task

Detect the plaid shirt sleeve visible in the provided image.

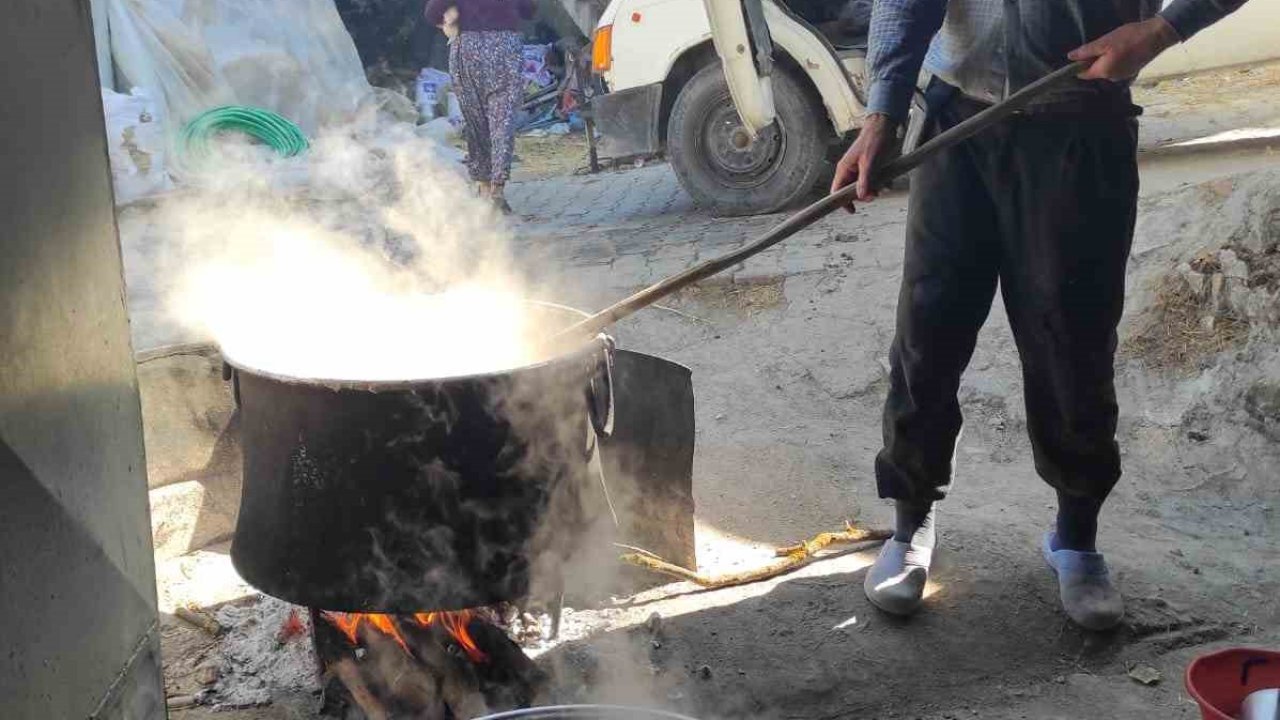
[1159,0,1249,40]
[865,0,949,122]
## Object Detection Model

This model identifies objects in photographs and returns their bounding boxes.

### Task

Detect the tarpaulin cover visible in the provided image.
[106,0,376,135]
[101,87,172,203]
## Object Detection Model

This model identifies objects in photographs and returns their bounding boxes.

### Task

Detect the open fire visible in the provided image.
[324,610,488,663]
[311,607,545,719]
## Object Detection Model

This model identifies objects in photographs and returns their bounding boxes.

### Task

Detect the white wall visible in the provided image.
[1142,0,1280,79]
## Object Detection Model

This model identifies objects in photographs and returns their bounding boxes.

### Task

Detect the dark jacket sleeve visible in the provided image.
[1160,0,1249,40]
[424,0,452,26]
[518,0,535,20]
[865,0,948,121]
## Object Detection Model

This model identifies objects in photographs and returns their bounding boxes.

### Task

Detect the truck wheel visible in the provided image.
[668,62,829,217]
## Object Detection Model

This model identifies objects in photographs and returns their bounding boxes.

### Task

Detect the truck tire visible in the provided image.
[668,62,830,217]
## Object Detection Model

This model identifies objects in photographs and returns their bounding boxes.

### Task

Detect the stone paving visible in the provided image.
[504,135,1280,312]
[505,162,912,308]
[504,60,1280,302]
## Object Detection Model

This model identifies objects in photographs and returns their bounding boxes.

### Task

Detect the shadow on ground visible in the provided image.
[538,550,1236,719]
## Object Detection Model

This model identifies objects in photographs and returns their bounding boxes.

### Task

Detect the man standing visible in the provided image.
[833,0,1248,628]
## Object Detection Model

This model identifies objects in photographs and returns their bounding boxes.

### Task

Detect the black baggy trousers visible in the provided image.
[874,81,1139,505]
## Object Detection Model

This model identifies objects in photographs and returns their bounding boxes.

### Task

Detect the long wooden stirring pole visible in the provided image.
[551,60,1089,346]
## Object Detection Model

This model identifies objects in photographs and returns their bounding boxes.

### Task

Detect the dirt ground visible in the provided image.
[511,133,595,181]
[1134,61,1280,149]
[145,63,1280,719]
[518,168,1280,720]
[157,166,1280,720]
[448,130,595,181]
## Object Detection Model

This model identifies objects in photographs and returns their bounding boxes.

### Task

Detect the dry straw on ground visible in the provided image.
[1124,274,1249,370]
[673,276,787,317]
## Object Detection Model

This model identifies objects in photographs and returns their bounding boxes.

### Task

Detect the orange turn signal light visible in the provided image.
[592,24,613,73]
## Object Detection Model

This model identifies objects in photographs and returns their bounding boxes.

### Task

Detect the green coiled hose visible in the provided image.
[179,106,309,160]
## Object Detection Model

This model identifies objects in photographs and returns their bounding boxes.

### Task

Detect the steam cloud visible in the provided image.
[150,125,665,709]
[160,125,550,381]
[153,125,628,606]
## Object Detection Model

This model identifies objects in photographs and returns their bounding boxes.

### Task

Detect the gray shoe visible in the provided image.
[1042,532,1124,630]
[864,539,933,616]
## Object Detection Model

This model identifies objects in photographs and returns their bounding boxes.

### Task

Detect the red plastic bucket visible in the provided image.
[1186,647,1280,719]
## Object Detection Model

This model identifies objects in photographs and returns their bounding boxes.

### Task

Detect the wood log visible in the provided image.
[166,694,199,709]
[330,659,389,720]
[174,605,224,636]
[359,627,447,719]
[773,522,892,558]
[467,618,547,710]
[313,612,544,720]
[400,619,490,720]
[621,522,892,590]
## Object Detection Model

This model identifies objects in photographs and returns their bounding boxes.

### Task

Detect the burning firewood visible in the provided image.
[466,620,550,709]
[330,658,390,720]
[315,609,545,720]
[400,620,490,720]
[325,619,451,720]
[620,521,891,590]
[362,625,449,718]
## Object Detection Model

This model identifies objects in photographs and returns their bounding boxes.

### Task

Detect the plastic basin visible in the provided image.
[1186,647,1280,720]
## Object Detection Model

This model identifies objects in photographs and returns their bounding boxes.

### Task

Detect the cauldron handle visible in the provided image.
[221,359,242,408]
[586,334,615,440]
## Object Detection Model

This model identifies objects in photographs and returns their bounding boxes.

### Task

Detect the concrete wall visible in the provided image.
[0,1,164,718]
[1144,0,1280,79]
[90,0,115,88]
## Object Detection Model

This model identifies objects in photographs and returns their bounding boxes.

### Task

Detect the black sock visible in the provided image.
[1054,491,1103,552]
[893,500,936,548]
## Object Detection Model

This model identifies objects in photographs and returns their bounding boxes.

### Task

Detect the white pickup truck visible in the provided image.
[587,0,1278,216]
[588,0,921,216]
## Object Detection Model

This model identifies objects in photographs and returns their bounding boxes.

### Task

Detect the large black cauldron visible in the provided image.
[226,304,613,612]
